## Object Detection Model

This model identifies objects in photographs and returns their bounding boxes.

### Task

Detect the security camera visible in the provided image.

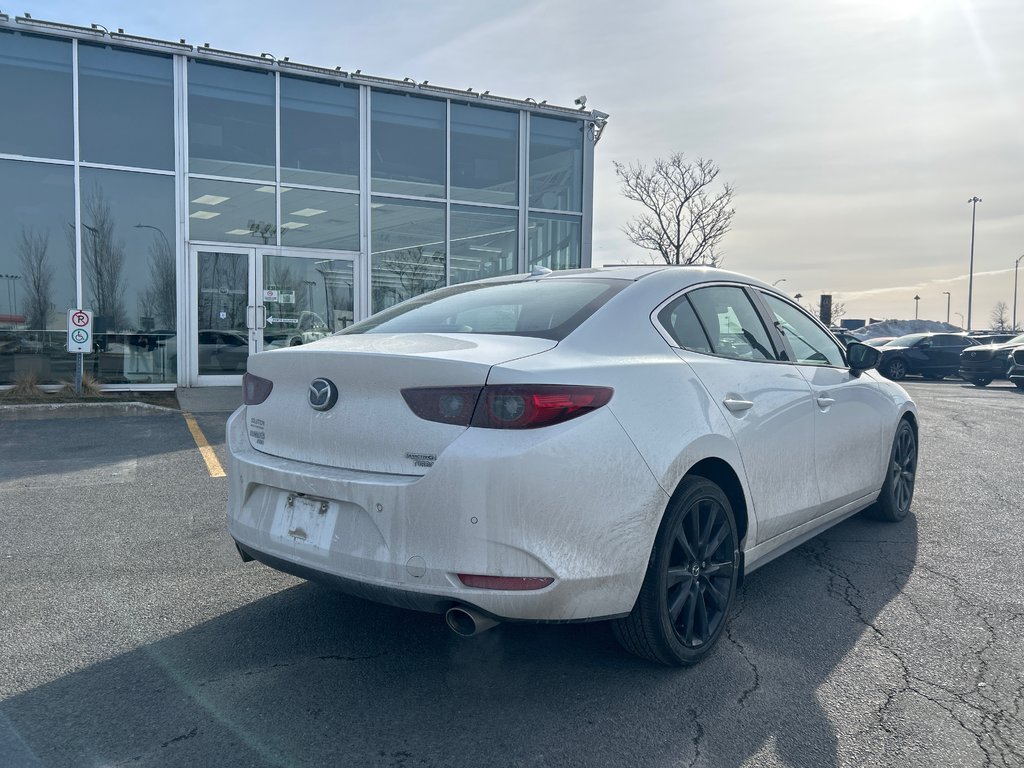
[590,109,609,120]
[574,95,587,108]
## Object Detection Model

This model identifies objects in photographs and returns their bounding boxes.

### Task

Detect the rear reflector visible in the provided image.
[458,574,554,591]
[401,384,612,429]
[243,372,274,405]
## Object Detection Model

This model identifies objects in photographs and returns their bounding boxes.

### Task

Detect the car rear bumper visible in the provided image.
[225,406,669,622]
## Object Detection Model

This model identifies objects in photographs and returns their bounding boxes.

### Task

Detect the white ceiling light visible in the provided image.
[225,229,251,235]
[280,221,308,230]
[190,211,220,220]
[191,194,229,205]
[290,208,327,217]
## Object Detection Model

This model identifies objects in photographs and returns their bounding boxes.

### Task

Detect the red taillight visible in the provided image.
[472,385,613,429]
[401,386,481,426]
[458,574,554,591]
[401,384,613,429]
[243,372,274,405]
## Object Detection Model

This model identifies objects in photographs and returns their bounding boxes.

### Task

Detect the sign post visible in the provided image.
[67,309,93,395]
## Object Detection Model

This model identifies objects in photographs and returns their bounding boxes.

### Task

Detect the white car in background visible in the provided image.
[226,266,918,666]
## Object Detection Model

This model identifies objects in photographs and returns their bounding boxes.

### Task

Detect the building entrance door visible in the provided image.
[188,246,358,386]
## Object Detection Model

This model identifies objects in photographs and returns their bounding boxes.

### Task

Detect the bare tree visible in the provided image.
[17,227,53,330]
[77,184,127,330]
[141,234,176,329]
[990,301,1010,331]
[615,153,735,266]
[374,247,445,310]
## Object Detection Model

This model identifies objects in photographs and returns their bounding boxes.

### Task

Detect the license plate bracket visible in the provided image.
[269,492,338,554]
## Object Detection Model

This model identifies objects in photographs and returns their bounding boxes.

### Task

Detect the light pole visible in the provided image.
[1014,254,1024,332]
[772,278,786,287]
[966,196,982,329]
[955,311,964,328]
[942,291,951,324]
[914,294,921,320]
[134,223,171,253]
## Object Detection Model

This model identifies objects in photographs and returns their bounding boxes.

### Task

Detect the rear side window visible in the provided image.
[657,295,712,353]
[341,278,626,341]
[685,286,777,361]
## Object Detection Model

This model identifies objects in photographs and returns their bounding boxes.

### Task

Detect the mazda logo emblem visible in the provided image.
[308,378,338,411]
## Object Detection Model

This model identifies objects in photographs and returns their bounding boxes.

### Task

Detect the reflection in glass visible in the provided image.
[371,197,445,313]
[371,91,445,198]
[450,104,518,206]
[0,31,73,160]
[450,206,518,285]
[262,255,354,349]
[529,116,583,212]
[280,188,359,251]
[79,168,177,384]
[188,178,277,245]
[0,160,75,385]
[528,213,581,271]
[188,61,275,180]
[281,76,359,189]
[79,44,174,169]
[196,252,249,375]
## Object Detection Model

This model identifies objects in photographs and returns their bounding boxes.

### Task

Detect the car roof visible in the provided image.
[538,264,777,292]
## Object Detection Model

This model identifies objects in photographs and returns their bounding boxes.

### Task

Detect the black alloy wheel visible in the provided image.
[971,376,993,387]
[884,358,907,380]
[613,477,739,665]
[871,419,917,522]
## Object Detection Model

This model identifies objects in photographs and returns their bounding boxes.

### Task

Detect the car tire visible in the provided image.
[612,476,739,666]
[1015,381,1024,390]
[970,377,993,387]
[870,419,917,523]
[883,358,907,380]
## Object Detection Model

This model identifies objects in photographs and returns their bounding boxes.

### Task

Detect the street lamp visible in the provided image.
[955,311,964,328]
[772,278,786,287]
[914,294,921,320]
[1014,254,1024,332]
[134,223,171,253]
[942,291,951,324]
[966,196,982,330]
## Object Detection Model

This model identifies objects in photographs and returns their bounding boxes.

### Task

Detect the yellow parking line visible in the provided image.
[182,411,226,478]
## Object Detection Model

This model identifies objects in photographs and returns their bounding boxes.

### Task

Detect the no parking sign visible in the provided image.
[68,309,94,354]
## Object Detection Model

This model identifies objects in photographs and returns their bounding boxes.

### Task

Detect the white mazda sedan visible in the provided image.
[226,266,918,666]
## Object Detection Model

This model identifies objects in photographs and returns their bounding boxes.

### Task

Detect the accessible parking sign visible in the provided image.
[67,309,94,354]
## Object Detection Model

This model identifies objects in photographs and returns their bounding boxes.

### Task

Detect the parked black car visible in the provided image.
[877,332,979,381]
[1007,347,1024,390]
[958,333,1024,386]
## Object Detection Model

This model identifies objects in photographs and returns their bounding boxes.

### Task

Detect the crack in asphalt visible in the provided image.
[802,539,1021,767]
[686,706,705,768]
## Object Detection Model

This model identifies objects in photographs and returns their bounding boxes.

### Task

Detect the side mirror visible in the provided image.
[847,341,880,373]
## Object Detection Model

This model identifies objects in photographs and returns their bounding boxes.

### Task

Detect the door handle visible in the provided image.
[723,398,754,413]
[246,305,255,328]
[816,395,836,408]
[256,305,266,329]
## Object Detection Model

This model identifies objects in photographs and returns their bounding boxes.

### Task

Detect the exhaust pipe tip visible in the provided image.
[445,605,499,637]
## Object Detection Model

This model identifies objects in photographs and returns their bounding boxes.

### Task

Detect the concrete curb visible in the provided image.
[0,402,181,420]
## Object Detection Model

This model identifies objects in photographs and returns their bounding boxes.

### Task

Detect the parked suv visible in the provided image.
[877,332,978,381]
[1008,347,1024,390]
[958,333,1024,386]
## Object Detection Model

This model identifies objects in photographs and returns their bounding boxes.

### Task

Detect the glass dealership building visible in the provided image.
[0,14,604,388]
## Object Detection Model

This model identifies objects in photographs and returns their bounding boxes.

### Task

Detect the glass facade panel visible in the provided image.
[196,251,250,376]
[280,188,359,251]
[0,32,73,160]
[262,254,354,347]
[188,178,277,245]
[371,91,445,198]
[371,197,445,313]
[0,160,75,385]
[281,76,359,189]
[188,61,275,180]
[79,44,174,170]
[528,213,581,271]
[450,103,518,206]
[80,168,176,384]
[450,205,518,285]
[529,116,583,212]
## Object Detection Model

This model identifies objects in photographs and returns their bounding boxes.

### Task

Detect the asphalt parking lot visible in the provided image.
[1,380,1022,768]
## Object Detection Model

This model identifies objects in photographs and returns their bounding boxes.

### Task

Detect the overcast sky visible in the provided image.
[28,0,1024,326]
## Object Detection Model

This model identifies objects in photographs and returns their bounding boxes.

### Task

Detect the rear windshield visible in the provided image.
[340,278,626,341]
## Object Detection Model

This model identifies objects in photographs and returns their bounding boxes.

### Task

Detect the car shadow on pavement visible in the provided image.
[1,513,917,768]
